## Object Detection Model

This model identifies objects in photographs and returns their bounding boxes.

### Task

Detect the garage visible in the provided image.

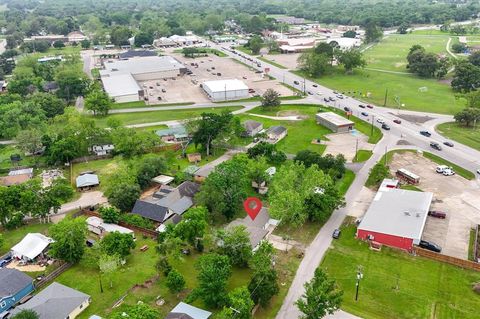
[315,112,354,133]
[201,79,249,102]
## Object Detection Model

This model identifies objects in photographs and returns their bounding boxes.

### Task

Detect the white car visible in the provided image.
[435,165,449,173]
[377,118,385,124]
[477,168,480,175]
[443,169,455,176]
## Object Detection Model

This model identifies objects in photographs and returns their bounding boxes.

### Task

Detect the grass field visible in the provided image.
[0,223,52,255]
[436,122,480,151]
[353,150,373,163]
[321,224,480,319]
[111,101,195,110]
[94,106,243,127]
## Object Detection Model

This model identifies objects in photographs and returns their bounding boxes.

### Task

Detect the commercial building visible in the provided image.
[277,37,317,53]
[315,112,354,133]
[201,79,249,102]
[356,179,433,251]
[100,56,186,103]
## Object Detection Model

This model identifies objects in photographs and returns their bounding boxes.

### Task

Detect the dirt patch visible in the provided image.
[396,140,412,145]
[130,275,160,293]
[277,110,309,119]
[391,113,435,124]
[323,131,374,162]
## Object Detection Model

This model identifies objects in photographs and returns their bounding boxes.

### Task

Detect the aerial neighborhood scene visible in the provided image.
[2,0,480,318]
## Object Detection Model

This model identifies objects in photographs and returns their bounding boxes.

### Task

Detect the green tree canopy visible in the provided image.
[194,253,232,308]
[100,231,136,258]
[49,217,87,263]
[217,225,252,267]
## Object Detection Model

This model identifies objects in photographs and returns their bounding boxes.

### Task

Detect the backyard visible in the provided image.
[321,224,480,319]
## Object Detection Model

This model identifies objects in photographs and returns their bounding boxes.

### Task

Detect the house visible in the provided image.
[315,112,354,133]
[266,126,287,143]
[11,233,54,261]
[227,207,279,250]
[67,31,88,43]
[76,174,99,190]
[90,144,114,156]
[356,179,433,251]
[0,269,34,313]
[86,216,135,239]
[1,168,34,186]
[243,120,263,137]
[10,282,90,319]
[166,302,212,319]
[156,126,189,143]
[131,181,200,224]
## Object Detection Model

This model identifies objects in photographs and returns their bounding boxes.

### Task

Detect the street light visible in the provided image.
[355,268,363,301]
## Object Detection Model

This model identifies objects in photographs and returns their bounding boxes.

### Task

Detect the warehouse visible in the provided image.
[201,79,249,102]
[100,55,187,102]
[356,179,433,251]
[315,112,354,133]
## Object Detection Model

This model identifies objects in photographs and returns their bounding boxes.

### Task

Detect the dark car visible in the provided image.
[443,141,454,147]
[312,84,318,87]
[332,229,341,239]
[324,97,330,102]
[393,119,402,124]
[329,97,335,102]
[420,130,432,137]
[381,123,391,130]
[428,210,447,219]
[361,112,369,117]
[293,80,300,85]
[366,104,373,109]
[0,254,12,268]
[307,91,314,95]
[430,142,442,151]
[419,240,442,253]
[358,104,366,108]
[344,107,351,112]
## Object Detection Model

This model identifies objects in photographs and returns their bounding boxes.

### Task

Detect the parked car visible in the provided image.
[477,168,480,175]
[324,97,330,102]
[0,254,12,268]
[332,229,341,239]
[436,165,450,173]
[361,112,369,117]
[443,141,454,147]
[358,104,366,108]
[329,97,335,102]
[366,104,373,109]
[419,240,442,253]
[336,95,344,99]
[430,142,442,150]
[442,168,455,176]
[381,123,391,130]
[393,119,402,124]
[248,89,255,93]
[312,84,318,87]
[428,210,447,219]
[293,80,300,85]
[344,107,351,112]
[307,91,313,95]
[420,130,432,137]
[377,118,385,124]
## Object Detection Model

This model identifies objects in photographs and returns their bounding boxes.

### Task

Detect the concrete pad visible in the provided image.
[348,186,376,218]
[262,53,301,70]
[323,131,374,162]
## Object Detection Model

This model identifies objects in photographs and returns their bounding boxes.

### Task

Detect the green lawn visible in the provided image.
[173,48,227,57]
[93,106,244,128]
[111,101,195,110]
[258,56,287,69]
[436,122,480,151]
[0,145,44,172]
[71,157,122,190]
[422,151,475,180]
[321,224,480,319]
[235,46,256,56]
[353,150,373,163]
[337,170,356,196]
[0,223,52,255]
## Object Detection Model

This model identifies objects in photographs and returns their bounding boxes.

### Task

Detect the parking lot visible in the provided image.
[262,53,301,70]
[389,151,480,259]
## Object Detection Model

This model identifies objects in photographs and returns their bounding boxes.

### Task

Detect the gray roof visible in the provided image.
[266,126,287,136]
[177,181,200,198]
[101,56,185,78]
[358,188,433,242]
[76,174,99,188]
[166,302,212,319]
[316,112,354,127]
[119,50,157,59]
[0,268,33,299]
[131,200,168,222]
[227,207,271,248]
[11,282,90,319]
[156,125,188,139]
[243,120,262,132]
[169,196,193,215]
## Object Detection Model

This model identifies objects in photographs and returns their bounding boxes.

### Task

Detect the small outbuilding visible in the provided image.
[11,233,54,261]
[76,174,99,190]
[266,126,287,143]
[166,302,212,319]
[201,79,249,102]
[243,120,263,136]
[315,112,354,133]
[86,216,135,239]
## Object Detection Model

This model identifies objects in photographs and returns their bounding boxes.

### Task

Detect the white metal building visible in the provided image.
[201,79,249,102]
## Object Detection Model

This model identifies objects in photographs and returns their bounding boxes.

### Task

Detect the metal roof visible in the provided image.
[11,233,54,260]
[202,79,248,93]
[101,56,185,77]
[101,73,141,98]
[76,174,99,188]
[167,302,212,319]
[358,187,433,242]
[316,112,354,127]
[243,120,262,132]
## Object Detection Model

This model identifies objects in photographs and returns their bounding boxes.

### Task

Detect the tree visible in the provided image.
[336,49,366,73]
[295,268,343,319]
[407,45,449,79]
[248,242,279,307]
[53,40,65,49]
[111,127,158,157]
[219,286,254,319]
[454,107,480,127]
[247,142,286,164]
[99,206,120,224]
[191,111,233,156]
[343,30,357,38]
[194,253,232,308]
[110,26,132,46]
[247,35,263,55]
[247,156,270,190]
[11,310,39,319]
[84,89,112,116]
[172,206,208,245]
[298,50,332,77]
[100,231,136,258]
[452,60,480,92]
[166,268,186,293]
[134,32,153,47]
[365,22,382,43]
[49,217,87,263]
[30,92,66,118]
[217,225,252,267]
[81,39,91,49]
[99,253,120,289]
[109,303,160,319]
[0,234,3,250]
[452,43,467,54]
[55,67,90,101]
[294,150,346,180]
[196,156,249,220]
[260,89,281,109]
[397,23,409,34]
[464,90,480,108]
[16,129,44,155]
[135,156,167,189]
[366,163,390,187]
[450,25,466,36]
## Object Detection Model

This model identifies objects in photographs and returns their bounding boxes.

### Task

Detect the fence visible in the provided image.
[35,262,73,289]
[79,210,159,238]
[413,247,480,272]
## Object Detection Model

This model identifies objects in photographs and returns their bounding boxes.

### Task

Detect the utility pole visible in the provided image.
[371,115,375,136]
[383,88,388,106]
[354,138,359,162]
[355,268,363,301]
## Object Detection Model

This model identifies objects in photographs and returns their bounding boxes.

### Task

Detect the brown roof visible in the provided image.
[0,174,31,186]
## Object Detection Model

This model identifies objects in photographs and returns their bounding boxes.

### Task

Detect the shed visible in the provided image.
[266,126,287,143]
[151,175,174,185]
[243,120,263,136]
[166,302,212,319]
[315,112,354,133]
[201,79,249,102]
[11,233,54,261]
[76,174,99,189]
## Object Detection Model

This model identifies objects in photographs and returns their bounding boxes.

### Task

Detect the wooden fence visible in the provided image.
[413,247,480,271]
[35,262,73,289]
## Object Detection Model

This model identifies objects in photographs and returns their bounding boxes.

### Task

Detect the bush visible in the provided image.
[366,163,390,187]
[119,214,154,230]
[156,256,172,276]
[166,268,186,293]
[99,207,120,224]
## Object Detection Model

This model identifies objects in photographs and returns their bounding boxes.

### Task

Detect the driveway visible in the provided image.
[51,191,107,223]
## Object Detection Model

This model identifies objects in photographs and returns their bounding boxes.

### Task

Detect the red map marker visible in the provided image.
[244,197,262,221]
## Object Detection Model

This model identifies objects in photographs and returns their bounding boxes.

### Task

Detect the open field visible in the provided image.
[93,106,243,127]
[321,224,480,319]
[436,122,480,152]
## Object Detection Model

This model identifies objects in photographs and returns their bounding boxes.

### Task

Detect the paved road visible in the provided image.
[58,191,107,215]
[207,41,480,319]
